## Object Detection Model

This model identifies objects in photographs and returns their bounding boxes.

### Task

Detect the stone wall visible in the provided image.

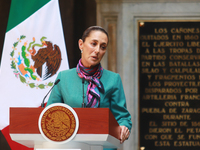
[96,0,200,150]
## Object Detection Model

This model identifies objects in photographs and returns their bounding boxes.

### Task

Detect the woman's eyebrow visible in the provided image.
[91,39,107,45]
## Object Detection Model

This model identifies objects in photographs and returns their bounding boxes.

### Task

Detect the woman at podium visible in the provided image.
[47,26,132,149]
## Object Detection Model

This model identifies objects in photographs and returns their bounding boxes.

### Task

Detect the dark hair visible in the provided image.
[81,26,109,43]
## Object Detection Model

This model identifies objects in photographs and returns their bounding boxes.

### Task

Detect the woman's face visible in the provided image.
[79,30,108,68]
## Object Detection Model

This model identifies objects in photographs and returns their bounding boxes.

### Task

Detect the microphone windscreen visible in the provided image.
[54,79,60,85]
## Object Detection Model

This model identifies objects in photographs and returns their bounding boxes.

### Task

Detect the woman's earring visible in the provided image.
[81,50,83,53]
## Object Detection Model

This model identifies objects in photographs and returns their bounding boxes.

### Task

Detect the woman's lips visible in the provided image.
[92,56,98,60]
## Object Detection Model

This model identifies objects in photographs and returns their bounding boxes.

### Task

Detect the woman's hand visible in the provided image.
[120,126,130,144]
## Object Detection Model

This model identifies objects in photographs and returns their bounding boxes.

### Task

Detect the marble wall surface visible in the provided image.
[96,0,200,150]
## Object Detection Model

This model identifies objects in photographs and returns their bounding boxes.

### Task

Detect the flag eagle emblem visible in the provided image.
[10,35,62,89]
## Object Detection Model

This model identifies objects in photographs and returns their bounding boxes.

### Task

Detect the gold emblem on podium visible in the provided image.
[38,103,79,143]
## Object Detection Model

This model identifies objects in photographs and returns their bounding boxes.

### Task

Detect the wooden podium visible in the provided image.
[9,107,122,150]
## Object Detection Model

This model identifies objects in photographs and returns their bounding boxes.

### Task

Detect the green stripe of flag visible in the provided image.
[6,0,51,32]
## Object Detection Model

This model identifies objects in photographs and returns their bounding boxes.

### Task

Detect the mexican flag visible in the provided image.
[0,0,69,149]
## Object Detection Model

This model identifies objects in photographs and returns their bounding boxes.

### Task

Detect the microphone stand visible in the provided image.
[41,79,60,107]
[82,78,85,108]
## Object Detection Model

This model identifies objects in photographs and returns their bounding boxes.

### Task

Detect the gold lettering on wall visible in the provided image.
[139,21,200,149]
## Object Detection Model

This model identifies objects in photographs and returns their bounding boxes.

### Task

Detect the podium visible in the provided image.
[9,107,122,150]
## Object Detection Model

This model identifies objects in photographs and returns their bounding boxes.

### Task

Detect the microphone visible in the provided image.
[82,78,85,108]
[41,79,60,107]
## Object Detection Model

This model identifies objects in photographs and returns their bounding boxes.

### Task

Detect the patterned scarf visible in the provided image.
[76,59,104,108]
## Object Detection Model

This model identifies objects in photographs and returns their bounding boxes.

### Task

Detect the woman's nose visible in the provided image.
[94,47,100,53]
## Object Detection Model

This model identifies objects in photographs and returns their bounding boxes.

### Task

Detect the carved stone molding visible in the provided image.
[107,19,117,72]
[96,10,119,71]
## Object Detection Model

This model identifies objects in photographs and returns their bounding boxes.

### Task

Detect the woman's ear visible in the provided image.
[78,39,83,51]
